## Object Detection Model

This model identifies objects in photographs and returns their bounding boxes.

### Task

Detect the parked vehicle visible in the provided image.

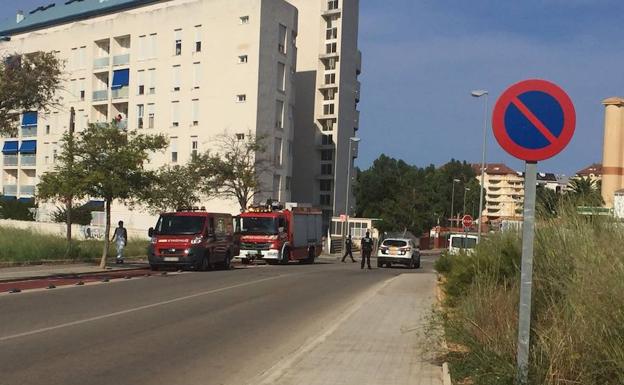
[147,209,238,271]
[377,238,420,268]
[448,233,478,255]
[235,204,323,264]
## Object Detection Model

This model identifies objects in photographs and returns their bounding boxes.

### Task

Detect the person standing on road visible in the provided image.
[342,234,356,263]
[360,231,373,270]
[111,221,128,264]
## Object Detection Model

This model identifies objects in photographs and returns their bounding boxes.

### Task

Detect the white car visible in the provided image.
[448,234,478,255]
[377,238,420,268]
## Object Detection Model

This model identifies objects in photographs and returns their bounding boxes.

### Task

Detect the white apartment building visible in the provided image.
[287,0,362,226]
[0,0,299,228]
[473,163,524,222]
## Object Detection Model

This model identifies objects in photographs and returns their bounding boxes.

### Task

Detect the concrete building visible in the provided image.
[473,163,524,222]
[288,0,362,226]
[601,96,624,207]
[0,0,303,228]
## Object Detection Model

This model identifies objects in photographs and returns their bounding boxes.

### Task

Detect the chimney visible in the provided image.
[16,10,24,24]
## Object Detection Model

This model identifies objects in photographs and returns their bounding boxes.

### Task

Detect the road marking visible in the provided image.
[0,272,301,343]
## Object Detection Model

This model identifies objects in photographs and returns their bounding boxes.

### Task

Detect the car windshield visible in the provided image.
[239,217,278,235]
[155,215,206,235]
[382,239,408,247]
[451,236,477,249]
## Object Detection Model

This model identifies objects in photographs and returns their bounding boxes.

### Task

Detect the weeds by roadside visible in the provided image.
[432,207,624,385]
[0,227,148,263]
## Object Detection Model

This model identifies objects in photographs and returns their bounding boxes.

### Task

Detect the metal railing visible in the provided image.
[112,87,129,99]
[2,185,17,196]
[21,154,36,166]
[93,90,108,101]
[19,185,35,196]
[93,56,110,69]
[3,155,18,166]
[21,126,37,137]
[113,53,130,66]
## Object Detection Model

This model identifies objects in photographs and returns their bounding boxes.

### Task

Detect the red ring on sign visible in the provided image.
[492,79,575,162]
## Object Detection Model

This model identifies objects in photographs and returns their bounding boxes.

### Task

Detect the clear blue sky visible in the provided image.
[3,0,624,175]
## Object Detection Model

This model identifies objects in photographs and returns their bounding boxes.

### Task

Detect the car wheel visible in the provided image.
[415,258,421,269]
[408,259,415,269]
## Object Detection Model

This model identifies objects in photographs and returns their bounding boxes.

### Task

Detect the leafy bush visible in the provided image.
[435,206,624,385]
[0,198,36,221]
[50,205,93,226]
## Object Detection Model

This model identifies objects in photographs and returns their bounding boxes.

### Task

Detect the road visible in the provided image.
[0,254,439,385]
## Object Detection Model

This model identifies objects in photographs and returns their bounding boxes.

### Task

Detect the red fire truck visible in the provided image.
[235,204,323,264]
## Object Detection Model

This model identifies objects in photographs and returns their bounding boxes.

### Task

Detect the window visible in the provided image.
[171,101,180,127]
[137,70,145,95]
[45,125,50,135]
[277,62,286,91]
[52,148,58,164]
[147,103,155,128]
[325,73,336,85]
[174,29,182,55]
[136,104,144,129]
[320,194,331,206]
[79,78,86,101]
[240,16,249,24]
[324,88,336,100]
[170,137,178,163]
[148,33,158,58]
[238,55,248,64]
[193,62,201,89]
[326,27,338,40]
[323,104,335,115]
[325,57,338,70]
[275,100,284,129]
[77,46,86,69]
[70,48,78,70]
[278,24,287,54]
[273,175,281,199]
[191,136,198,158]
[274,137,282,167]
[326,42,337,54]
[285,177,291,191]
[172,65,181,91]
[138,35,147,60]
[236,94,247,103]
[322,134,333,145]
[320,180,332,191]
[321,163,332,175]
[192,99,199,126]
[321,149,333,161]
[194,25,202,53]
[148,68,156,94]
[69,79,77,100]
[328,0,339,10]
[236,133,245,140]
[322,120,334,131]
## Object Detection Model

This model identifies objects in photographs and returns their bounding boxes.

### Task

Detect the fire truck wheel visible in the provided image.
[221,253,232,270]
[303,247,315,264]
[280,247,290,265]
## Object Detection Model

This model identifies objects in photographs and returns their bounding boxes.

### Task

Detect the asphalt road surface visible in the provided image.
[0,254,439,385]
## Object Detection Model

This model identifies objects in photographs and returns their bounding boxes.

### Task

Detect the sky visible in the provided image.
[2,0,624,176]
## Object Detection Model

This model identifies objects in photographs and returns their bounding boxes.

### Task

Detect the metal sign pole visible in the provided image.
[517,161,537,384]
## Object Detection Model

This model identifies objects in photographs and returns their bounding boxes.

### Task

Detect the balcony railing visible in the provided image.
[117,120,128,130]
[112,86,129,99]
[2,185,17,196]
[113,53,130,66]
[93,90,108,101]
[21,154,36,166]
[93,57,110,69]
[21,126,37,137]
[20,185,35,196]
[3,155,18,167]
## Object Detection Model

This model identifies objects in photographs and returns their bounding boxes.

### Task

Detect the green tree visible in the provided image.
[0,52,63,136]
[536,185,560,218]
[191,132,268,211]
[71,123,167,268]
[568,177,603,207]
[141,164,203,213]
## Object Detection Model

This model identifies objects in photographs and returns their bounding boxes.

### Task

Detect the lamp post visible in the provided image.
[343,137,361,250]
[471,89,489,242]
[450,178,460,227]
[463,187,470,217]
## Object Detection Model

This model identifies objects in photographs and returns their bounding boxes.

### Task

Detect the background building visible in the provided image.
[0,0,299,228]
[473,163,524,222]
[288,0,362,227]
[601,96,623,207]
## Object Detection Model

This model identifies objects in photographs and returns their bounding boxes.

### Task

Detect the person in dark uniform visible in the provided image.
[360,231,374,270]
[341,234,356,263]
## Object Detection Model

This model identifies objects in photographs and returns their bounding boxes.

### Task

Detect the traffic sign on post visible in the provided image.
[492,79,575,384]
[462,215,473,228]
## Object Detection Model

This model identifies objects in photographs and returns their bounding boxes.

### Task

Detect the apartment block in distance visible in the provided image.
[287,0,362,226]
[0,0,298,228]
[473,163,525,222]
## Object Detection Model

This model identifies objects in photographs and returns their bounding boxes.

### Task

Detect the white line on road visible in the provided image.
[0,272,302,343]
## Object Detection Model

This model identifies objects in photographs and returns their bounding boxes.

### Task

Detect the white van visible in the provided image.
[448,234,478,255]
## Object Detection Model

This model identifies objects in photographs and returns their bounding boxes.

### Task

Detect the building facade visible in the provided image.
[287,0,362,226]
[474,163,524,222]
[0,0,301,228]
[601,97,623,207]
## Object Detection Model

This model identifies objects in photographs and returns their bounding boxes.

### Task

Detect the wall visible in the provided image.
[0,219,148,240]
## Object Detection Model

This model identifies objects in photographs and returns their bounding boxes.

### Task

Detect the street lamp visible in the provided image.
[471,89,489,242]
[463,187,471,217]
[450,178,460,227]
[343,137,361,249]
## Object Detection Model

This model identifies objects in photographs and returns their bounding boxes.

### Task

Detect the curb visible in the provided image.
[0,264,150,284]
[442,362,451,385]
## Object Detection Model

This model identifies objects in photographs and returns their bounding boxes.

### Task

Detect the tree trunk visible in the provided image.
[99,198,112,269]
[64,197,73,257]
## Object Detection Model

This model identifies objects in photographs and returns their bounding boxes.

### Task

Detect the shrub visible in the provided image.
[0,198,36,221]
[50,205,93,226]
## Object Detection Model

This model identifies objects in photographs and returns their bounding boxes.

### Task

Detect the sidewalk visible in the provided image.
[259,272,443,385]
[0,261,147,282]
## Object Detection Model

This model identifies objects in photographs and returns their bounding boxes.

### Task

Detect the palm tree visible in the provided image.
[568,177,603,207]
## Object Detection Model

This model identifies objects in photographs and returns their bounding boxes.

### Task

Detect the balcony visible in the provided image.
[3,155,18,167]
[2,185,17,196]
[354,110,360,129]
[316,174,334,180]
[356,50,362,75]
[116,120,128,130]
[21,126,37,137]
[20,185,35,196]
[322,0,341,18]
[319,51,339,61]
[21,154,36,167]
[93,57,110,70]
[112,86,129,100]
[113,53,130,66]
[355,80,360,102]
[93,90,109,102]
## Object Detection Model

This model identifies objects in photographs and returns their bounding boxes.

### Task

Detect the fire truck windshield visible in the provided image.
[155,215,206,235]
[239,217,278,235]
